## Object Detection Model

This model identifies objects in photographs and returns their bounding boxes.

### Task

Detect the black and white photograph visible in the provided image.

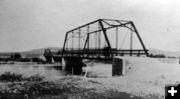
[0,0,180,99]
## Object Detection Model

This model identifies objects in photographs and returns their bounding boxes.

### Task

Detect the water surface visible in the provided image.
[0,62,66,80]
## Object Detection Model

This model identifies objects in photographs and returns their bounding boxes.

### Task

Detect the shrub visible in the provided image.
[26,74,45,81]
[11,53,22,59]
[0,72,23,82]
[0,72,44,82]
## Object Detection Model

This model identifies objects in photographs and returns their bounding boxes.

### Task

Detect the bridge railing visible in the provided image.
[61,49,148,59]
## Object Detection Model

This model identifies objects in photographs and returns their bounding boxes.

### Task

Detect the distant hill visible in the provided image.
[1,47,180,58]
[149,48,180,57]
[0,47,60,58]
[21,47,60,58]
[21,47,60,55]
[15,48,180,58]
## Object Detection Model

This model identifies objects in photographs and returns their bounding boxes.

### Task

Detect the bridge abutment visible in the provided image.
[44,56,53,63]
[112,57,126,76]
[63,57,85,75]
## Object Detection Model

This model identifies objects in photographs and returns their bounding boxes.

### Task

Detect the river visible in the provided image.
[0,62,66,80]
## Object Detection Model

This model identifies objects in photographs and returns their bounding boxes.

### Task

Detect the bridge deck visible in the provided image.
[44,49,148,61]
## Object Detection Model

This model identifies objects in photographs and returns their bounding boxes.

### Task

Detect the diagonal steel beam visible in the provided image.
[83,34,89,51]
[99,19,111,49]
[130,22,149,56]
[62,32,68,56]
[67,19,100,33]
[99,19,112,57]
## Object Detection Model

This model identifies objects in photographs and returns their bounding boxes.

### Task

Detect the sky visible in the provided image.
[0,0,180,52]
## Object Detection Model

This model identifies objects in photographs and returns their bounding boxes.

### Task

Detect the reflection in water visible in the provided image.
[0,63,66,80]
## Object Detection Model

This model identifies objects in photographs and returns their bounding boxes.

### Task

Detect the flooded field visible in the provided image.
[0,62,66,80]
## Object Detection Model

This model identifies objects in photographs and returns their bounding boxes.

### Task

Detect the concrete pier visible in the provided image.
[63,57,86,75]
[112,57,126,76]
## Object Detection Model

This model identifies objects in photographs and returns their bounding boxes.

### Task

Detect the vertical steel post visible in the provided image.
[95,31,97,50]
[98,25,101,57]
[78,28,81,52]
[88,34,90,52]
[116,27,118,49]
[116,27,119,56]
[130,29,133,56]
[72,32,74,50]
[87,34,90,58]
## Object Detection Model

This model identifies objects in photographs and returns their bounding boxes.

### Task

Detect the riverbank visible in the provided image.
[82,57,180,99]
[0,56,179,99]
[0,75,153,99]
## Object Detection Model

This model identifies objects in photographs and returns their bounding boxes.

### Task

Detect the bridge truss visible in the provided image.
[62,19,148,59]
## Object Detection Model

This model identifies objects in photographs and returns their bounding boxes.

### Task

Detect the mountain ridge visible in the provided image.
[149,48,180,57]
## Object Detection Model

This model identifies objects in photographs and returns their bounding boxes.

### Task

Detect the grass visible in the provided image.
[0,72,68,98]
[0,72,156,99]
[0,81,71,99]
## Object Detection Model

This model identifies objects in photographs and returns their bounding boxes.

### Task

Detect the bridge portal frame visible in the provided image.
[62,19,149,59]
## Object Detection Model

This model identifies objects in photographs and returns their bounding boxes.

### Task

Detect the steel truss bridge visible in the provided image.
[44,19,149,62]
